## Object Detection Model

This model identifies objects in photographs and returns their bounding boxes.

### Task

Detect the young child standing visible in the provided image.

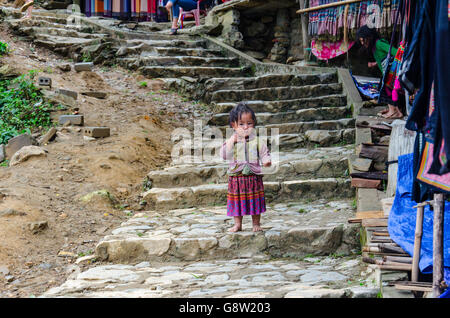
[220,102,271,233]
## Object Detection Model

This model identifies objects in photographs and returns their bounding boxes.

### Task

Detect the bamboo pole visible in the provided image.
[296,0,363,14]
[412,202,428,282]
[384,255,413,264]
[299,0,310,60]
[433,193,445,298]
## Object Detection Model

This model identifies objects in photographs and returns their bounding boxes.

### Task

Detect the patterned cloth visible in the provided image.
[311,39,355,60]
[226,175,266,217]
[417,83,450,192]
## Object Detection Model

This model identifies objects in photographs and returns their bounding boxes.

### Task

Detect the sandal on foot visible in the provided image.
[169,28,178,35]
[20,0,33,12]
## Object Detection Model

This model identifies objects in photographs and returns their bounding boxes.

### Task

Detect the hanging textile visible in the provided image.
[84,0,92,17]
[104,0,112,17]
[112,0,131,20]
[308,0,401,40]
[311,39,355,60]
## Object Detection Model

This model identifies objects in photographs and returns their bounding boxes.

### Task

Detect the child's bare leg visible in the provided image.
[252,214,263,232]
[228,216,242,232]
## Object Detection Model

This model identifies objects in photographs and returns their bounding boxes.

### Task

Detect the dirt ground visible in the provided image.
[0,26,208,297]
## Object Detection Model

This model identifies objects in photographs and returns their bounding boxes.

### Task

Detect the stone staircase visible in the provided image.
[0,7,381,298]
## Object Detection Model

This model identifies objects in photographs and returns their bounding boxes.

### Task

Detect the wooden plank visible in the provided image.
[350,171,388,181]
[395,281,432,292]
[296,0,363,13]
[359,143,389,162]
[351,177,382,189]
[384,256,412,264]
[348,211,384,223]
[378,264,412,271]
[362,218,388,227]
[373,231,390,236]
[433,193,445,297]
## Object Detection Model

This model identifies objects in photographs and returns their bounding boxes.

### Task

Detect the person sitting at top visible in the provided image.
[164,0,213,35]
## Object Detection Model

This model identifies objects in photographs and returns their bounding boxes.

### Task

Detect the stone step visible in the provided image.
[7,18,91,32]
[118,55,239,70]
[141,178,354,211]
[91,199,359,264]
[210,118,355,135]
[208,107,350,126]
[210,83,343,103]
[204,72,338,92]
[33,35,102,51]
[20,26,107,39]
[123,38,208,49]
[147,157,349,188]
[41,254,377,298]
[139,66,248,79]
[212,94,348,114]
[147,46,225,57]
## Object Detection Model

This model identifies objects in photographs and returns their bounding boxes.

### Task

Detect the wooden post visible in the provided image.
[296,0,363,14]
[299,0,310,60]
[412,202,428,282]
[433,193,445,298]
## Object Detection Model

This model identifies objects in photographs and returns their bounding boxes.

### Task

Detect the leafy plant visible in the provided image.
[0,41,9,57]
[0,71,53,144]
[138,81,148,88]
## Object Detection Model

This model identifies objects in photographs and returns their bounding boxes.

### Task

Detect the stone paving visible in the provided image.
[41,256,379,298]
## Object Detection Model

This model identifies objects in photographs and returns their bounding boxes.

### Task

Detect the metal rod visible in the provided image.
[296,0,363,14]
[433,193,445,298]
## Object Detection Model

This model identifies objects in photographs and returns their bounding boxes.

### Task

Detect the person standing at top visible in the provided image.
[356,25,404,119]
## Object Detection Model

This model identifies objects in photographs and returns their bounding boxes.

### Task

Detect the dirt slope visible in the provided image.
[0,26,203,297]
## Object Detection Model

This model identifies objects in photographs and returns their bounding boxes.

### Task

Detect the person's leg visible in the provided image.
[251,214,262,232]
[228,216,243,232]
[381,104,404,118]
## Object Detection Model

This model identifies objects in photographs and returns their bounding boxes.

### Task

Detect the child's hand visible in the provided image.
[263,161,271,167]
[368,62,377,68]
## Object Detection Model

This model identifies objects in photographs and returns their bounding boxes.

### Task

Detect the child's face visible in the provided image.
[231,112,255,138]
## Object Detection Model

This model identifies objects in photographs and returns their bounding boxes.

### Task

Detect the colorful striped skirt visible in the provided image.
[226,175,266,217]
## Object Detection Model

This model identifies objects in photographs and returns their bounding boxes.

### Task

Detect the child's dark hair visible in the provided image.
[229,102,257,127]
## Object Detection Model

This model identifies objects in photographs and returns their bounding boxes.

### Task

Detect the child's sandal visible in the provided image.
[169,28,178,35]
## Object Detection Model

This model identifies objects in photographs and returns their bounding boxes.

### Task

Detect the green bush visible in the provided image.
[0,71,53,144]
[0,41,8,57]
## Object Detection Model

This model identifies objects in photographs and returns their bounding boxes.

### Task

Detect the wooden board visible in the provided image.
[348,211,385,223]
[351,177,382,189]
[395,281,432,292]
[362,218,388,227]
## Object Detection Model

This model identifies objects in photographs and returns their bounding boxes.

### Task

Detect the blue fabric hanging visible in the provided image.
[388,153,450,297]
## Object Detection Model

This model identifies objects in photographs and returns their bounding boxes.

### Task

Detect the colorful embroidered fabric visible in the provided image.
[311,39,355,60]
[417,83,450,192]
[384,39,405,98]
[308,0,401,39]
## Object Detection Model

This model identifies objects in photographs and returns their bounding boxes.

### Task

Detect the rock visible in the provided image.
[5,133,36,159]
[56,89,78,100]
[81,91,107,99]
[0,265,10,276]
[244,50,266,60]
[5,275,15,283]
[0,208,26,217]
[58,64,72,72]
[38,127,57,145]
[0,144,4,162]
[9,145,46,166]
[74,62,94,72]
[80,190,117,208]
[305,130,341,146]
[29,221,48,234]
[351,158,373,172]
[58,251,77,258]
[75,255,96,264]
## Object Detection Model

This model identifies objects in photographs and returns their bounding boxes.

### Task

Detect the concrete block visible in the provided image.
[5,133,36,160]
[74,62,94,72]
[57,89,78,100]
[84,127,110,138]
[58,115,84,126]
[357,188,386,212]
[38,76,52,88]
